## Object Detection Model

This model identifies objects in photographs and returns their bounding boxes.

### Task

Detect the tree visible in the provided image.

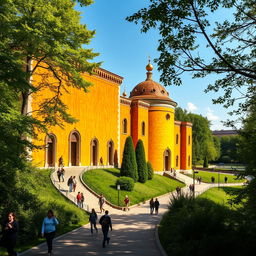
[147,161,154,180]
[135,140,148,183]
[121,136,138,182]
[203,156,208,168]
[219,136,241,163]
[127,0,256,116]
[213,136,221,161]
[1,0,99,127]
[0,0,98,234]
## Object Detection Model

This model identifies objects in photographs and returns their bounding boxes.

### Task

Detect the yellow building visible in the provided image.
[31,63,192,171]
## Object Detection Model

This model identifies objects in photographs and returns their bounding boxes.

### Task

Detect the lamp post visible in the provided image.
[218,169,220,189]
[192,166,199,198]
[117,184,120,206]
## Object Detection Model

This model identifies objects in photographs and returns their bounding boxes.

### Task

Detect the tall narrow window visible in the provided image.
[123,119,127,134]
[188,155,191,167]
[142,121,145,136]
[176,134,179,144]
[188,135,191,145]
[176,155,179,168]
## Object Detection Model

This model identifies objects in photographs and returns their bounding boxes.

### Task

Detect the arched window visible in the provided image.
[176,155,179,168]
[107,140,114,165]
[176,134,179,144]
[142,121,145,136]
[45,133,57,167]
[69,130,81,166]
[188,135,191,145]
[188,155,191,167]
[123,119,127,134]
[91,138,99,166]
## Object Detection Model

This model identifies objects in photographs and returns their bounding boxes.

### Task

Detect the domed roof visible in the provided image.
[129,63,177,107]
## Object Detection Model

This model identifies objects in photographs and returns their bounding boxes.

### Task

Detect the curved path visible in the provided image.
[21,167,244,256]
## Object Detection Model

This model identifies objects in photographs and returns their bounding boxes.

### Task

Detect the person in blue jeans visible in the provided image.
[99,210,112,248]
[41,210,59,256]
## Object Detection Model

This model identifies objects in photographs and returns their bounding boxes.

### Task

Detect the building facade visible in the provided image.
[32,63,192,171]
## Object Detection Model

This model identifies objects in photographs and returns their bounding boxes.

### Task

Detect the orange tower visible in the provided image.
[129,62,178,171]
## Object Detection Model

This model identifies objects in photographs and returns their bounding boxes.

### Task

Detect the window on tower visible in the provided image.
[176,134,179,144]
[142,121,145,136]
[123,119,127,134]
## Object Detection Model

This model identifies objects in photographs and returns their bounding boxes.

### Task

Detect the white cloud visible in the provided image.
[206,107,219,121]
[187,102,198,113]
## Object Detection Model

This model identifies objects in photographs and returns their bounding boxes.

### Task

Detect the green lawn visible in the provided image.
[185,170,245,183]
[199,186,242,208]
[0,168,89,255]
[82,168,184,206]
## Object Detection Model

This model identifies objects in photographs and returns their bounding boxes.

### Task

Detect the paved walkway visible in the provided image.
[21,167,244,256]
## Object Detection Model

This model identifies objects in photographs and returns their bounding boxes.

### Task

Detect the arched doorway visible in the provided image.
[69,131,81,166]
[46,134,57,167]
[163,149,171,171]
[107,140,114,165]
[91,138,99,166]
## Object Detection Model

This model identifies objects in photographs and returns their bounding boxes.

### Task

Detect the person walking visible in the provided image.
[211,176,215,183]
[60,168,65,182]
[76,192,82,207]
[124,195,130,211]
[99,194,105,213]
[149,198,155,215]
[99,210,112,248]
[224,176,228,183]
[72,176,77,192]
[1,212,18,256]
[67,176,73,192]
[89,209,98,234]
[154,198,160,215]
[80,193,85,209]
[58,156,64,167]
[57,168,61,182]
[41,210,59,256]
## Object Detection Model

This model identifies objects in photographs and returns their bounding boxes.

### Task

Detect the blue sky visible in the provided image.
[79,0,238,130]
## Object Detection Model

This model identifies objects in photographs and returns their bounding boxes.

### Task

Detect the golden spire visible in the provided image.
[146,56,153,80]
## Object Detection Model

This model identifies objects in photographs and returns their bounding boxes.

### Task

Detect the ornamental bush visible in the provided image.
[147,161,154,180]
[135,140,148,183]
[121,136,138,182]
[203,156,209,168]
[116,177,134,191]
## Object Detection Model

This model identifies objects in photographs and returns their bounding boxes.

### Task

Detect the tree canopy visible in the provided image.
[1,0,99,127]
[127,0,256,116]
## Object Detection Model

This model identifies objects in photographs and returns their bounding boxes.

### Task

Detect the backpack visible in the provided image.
[101,216,109,227]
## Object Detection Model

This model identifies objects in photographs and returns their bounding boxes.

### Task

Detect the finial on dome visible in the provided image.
[146,56,153,72]
[122,85,127,97]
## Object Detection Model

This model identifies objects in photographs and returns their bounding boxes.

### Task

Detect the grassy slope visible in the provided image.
[185,170,245,183]
[82,168,184,206]
[1,168,89,255]
[199,186,242,208]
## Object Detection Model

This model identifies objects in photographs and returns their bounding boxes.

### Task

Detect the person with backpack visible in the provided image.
[67,176,73,192]
[99,210,112,248]
[89,209,98,234]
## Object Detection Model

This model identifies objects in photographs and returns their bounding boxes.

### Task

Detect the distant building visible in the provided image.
[212,130,238,137]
